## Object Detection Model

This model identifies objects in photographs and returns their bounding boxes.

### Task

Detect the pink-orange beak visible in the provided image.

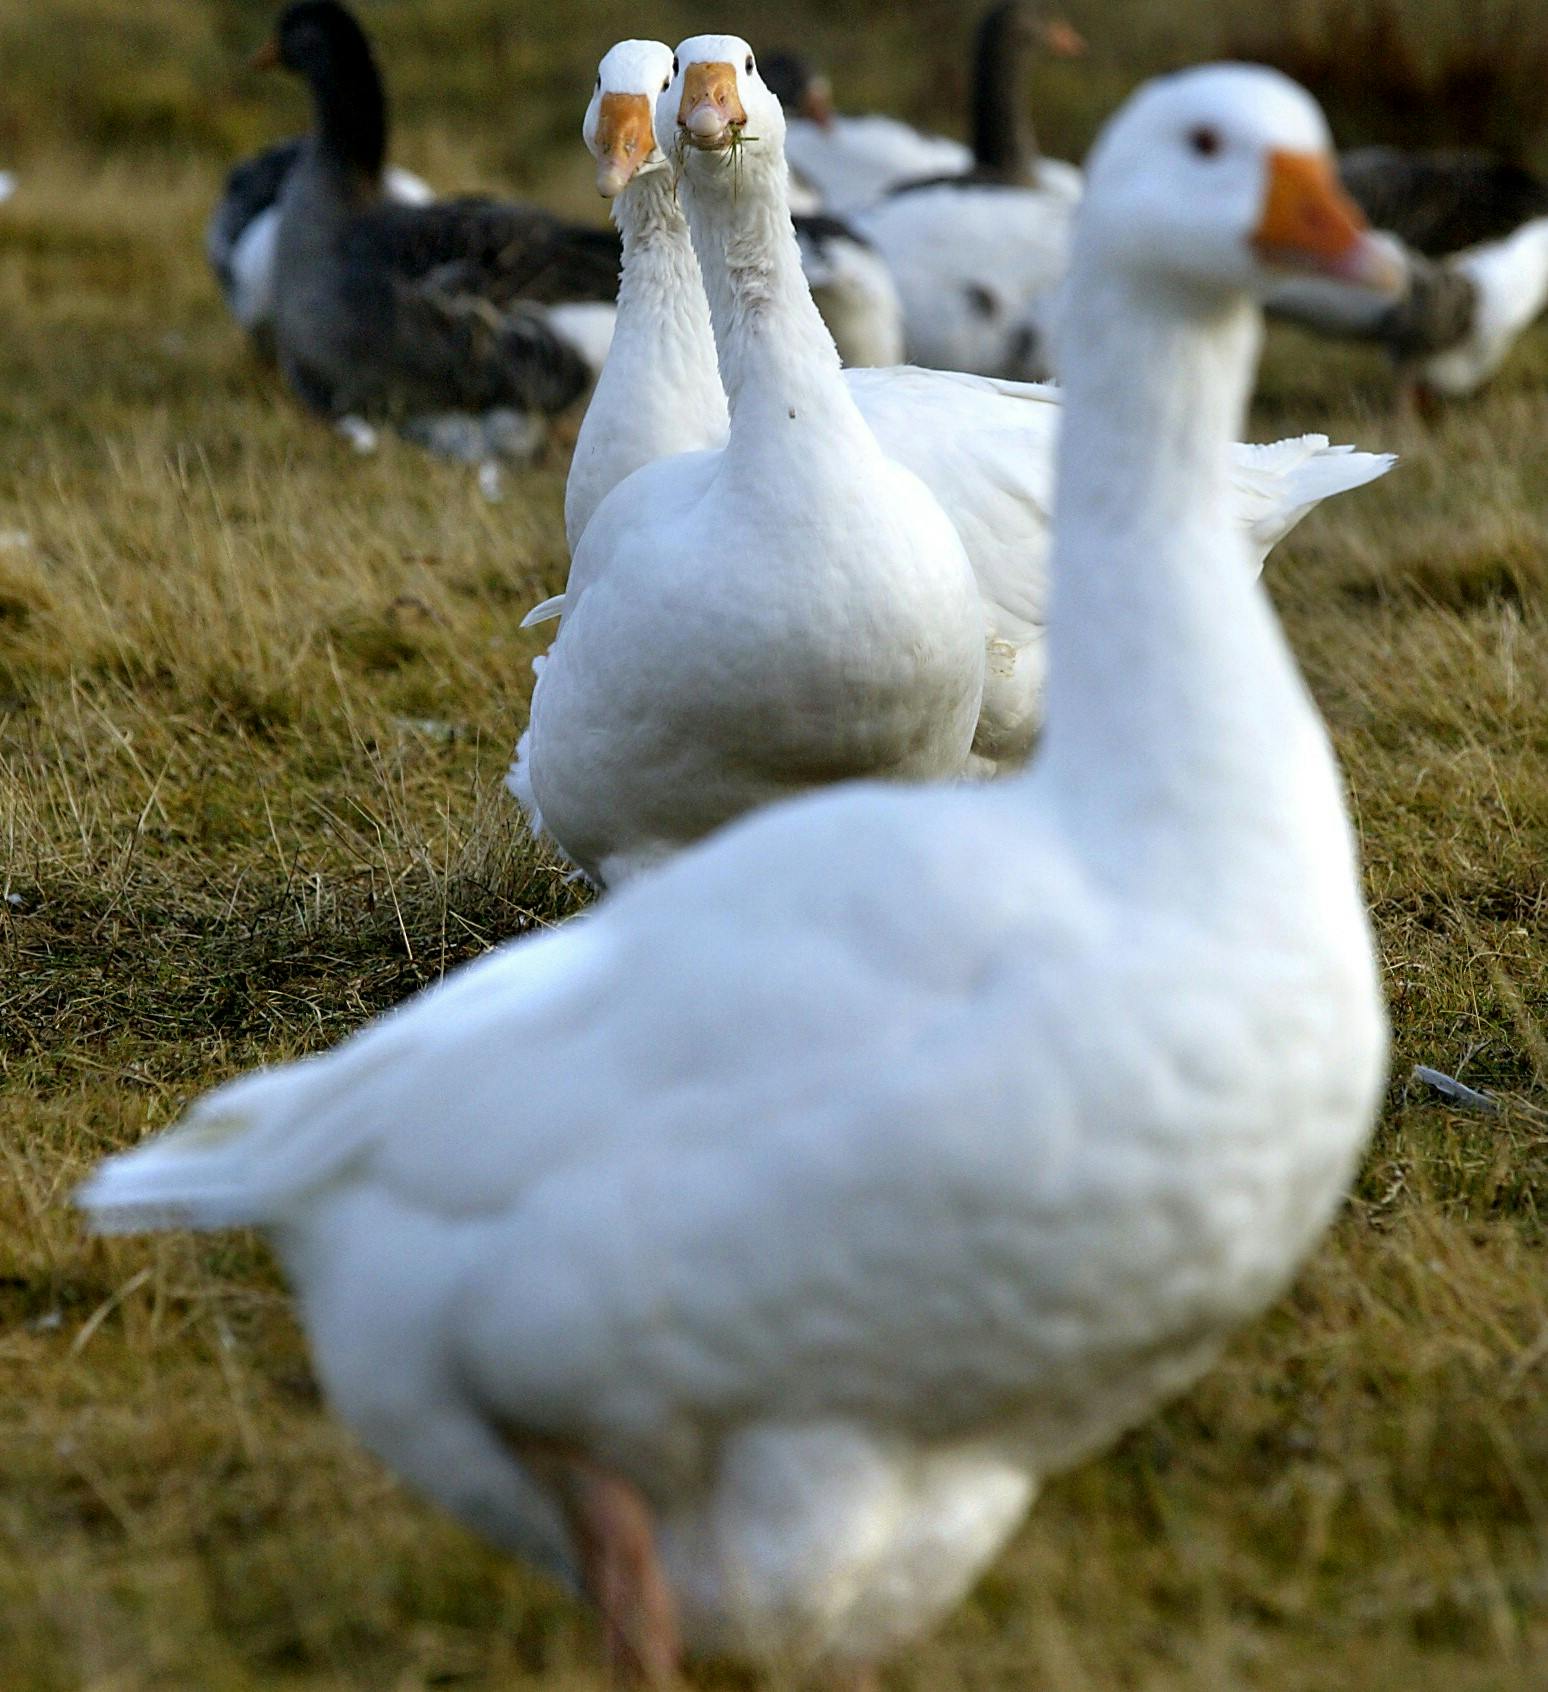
[1252,150,1405,294]
[677,60,748,150]
[593,91,656,196]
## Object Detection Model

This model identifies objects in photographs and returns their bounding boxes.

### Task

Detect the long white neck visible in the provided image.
[678,148,879,458]
[1034,263,1355,915]
[564,167,727,550]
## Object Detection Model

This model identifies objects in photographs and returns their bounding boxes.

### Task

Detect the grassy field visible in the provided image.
[4,1,1548,1688]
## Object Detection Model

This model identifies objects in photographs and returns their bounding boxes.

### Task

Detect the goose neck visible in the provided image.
[971,3,1035,182]
[606,168,724,413]
[1035,265,1343,899]
[680,152,863,439]
[307,49,387,184]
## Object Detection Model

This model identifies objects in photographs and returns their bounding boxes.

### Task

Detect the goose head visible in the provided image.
[1079,64,1405,303]
[586,40,676,198]
[254,0,386,178]
[257,0,374,90]
[660,36,785,188]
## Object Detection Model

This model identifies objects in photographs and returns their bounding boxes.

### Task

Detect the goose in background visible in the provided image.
[764,3,1083,217]
[519,40,1394,873]
[79,60,1392,1686]
[257,0,620,461]
[852,2,1086,374]
[792,213,906,369]
[208,136,620,380]
[763,50,972,214]
[1270,217,1548,407]
[0,172,16,205]
[1339,146,1548,256]
[206,136,432,360]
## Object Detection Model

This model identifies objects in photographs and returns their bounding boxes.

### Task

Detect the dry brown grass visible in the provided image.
[4,3,1548,1688]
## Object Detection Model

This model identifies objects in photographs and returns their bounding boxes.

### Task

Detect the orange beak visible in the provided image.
[594,91,657,196]
[250,37,280,72]
[677,60,747,150]
[1252,150,1405,294]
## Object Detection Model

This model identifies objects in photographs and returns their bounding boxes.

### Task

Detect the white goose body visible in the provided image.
[855,177,1077,374]
[81,61,1392,1676]
[520,44,1394,863]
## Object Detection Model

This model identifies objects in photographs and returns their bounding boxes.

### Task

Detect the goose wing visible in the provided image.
[351,197,621,305]
[206,137,305,288]
[369,273,593,416]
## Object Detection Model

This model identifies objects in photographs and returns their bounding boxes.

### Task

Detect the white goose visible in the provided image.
[516,43,987,888]
[80,62,1392,1684]
[516,39,1395,877]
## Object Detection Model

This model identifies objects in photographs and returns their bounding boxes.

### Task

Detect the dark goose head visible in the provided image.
[261,0,387,184]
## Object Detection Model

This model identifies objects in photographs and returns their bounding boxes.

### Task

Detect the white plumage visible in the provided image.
[854,178,1077,375]
[81,56,1394,1681]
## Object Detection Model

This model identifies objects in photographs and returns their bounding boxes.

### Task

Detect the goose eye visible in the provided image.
[671,55,678,75]
[1187,126,1222,158]
[745,54,755,74]
[661,76,670,93]
[595,75,601,91]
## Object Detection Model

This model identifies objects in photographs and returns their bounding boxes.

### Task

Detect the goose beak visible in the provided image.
[1252,151,1406,297]
[677,61,748,151]
[594,92,656,197]
[250,37,280,72]
[1040,18,1087,57]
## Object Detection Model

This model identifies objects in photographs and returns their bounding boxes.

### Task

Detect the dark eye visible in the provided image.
[671,55,679,75]
[1188,126,1222,158]
[661,76,670,93]
[745,54,755,74]
[595,75,601,91]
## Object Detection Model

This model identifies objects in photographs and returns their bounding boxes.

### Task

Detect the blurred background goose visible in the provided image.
[79,59,1392,1687]
[851,2,1086,373]
[257,0,621,460]
[1271,216,1548,408]
[206,136,431,360]
[765,1,1083,216]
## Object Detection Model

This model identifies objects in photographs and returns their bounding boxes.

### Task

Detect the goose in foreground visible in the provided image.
[516,40,1395,878]
[515,37,988,889]
[259,0,619,460]
[80,60,1392,1683]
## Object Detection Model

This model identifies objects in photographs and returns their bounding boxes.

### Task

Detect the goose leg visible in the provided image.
[530,1448,682,1685]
